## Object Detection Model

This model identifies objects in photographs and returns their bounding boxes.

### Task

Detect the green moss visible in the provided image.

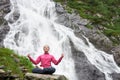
[86,24,93,29]
[0,18,4,25]
[0,48,33,79]
[65,6,73,14]
[104,29,120,37]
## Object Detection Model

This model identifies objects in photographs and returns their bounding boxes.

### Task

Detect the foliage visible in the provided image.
[0,48,33,78]
[86,24,93,29]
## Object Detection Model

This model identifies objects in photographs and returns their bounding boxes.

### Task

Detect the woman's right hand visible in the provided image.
[36,65,43,70]
[27,54,30,57]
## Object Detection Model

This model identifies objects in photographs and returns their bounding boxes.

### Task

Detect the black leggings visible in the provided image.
[32,67,56,74]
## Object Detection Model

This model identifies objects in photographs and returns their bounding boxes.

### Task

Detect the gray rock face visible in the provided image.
[112,73,120,80]
[70,41,105,80]
[25,73,68,80]
[0,25,10,47]
[84,31,113,53]
[0,0,10,47]
[112,45,120,66]
[0,69,19,80]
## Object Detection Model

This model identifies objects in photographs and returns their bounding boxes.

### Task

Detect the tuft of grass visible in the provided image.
[86,24,93,29]
[104,29,120,37]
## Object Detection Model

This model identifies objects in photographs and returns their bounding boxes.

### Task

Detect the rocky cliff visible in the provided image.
[25,73,68,80]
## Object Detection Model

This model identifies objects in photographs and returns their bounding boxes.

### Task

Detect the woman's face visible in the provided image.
[43,45,50,52]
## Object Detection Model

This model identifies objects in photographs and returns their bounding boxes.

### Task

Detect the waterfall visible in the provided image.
[4,0,77,80]
[3,0,120,80]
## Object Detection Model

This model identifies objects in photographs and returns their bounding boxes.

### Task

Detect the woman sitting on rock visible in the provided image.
[27,45,64,74]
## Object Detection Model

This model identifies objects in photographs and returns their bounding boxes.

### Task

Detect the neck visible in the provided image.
[44,51,48,54]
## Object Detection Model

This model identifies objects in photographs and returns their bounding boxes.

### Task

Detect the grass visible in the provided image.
[0,48,33,79]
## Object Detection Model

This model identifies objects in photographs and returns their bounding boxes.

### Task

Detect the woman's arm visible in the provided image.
[27,54,41,65]
[52,53,64,65]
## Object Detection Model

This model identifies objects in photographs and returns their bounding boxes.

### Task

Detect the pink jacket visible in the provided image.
[28,53,63,68]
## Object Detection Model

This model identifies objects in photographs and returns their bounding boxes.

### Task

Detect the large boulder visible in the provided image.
[25,73,68,80]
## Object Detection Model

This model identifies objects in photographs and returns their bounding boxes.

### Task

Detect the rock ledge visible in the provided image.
[25,73,68,80]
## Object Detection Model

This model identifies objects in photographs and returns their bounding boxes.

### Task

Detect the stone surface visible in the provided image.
[112,73,120,80]
[0,69,5,74]
[70,41,106,80]
[0,25,10,47]
[112,45,120,66]
[0,0,10,47]
[25,73,68,80]
[0,65,5,69]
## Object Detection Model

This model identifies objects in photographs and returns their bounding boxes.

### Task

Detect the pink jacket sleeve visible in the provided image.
[28,56,41,65]
[51,56,63,65]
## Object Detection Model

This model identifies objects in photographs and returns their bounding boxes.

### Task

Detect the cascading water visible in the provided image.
[3,0,120,80]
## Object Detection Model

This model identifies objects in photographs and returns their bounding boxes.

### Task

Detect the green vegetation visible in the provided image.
[0,48,33,79]
[54,0,120,44]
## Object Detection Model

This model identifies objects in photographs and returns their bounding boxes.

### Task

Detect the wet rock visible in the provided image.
[55,3,64,14]
[14,57,20,63]
[70,41,106,80]
[6,11,20,24]
[0,69,5,74]
[0,65,5,69]
[6,70,12,75]
[85,31,113,53]
[112,73,120,80]
[19,66,28,73]
[112,45,120,66]
[10,74,19,79]
[0,0,10,47]
[0,69,20,80]
[0,25,10,47]
[25,72,68,80]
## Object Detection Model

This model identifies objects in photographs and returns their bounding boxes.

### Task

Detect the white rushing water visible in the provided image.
[3,0,120,80]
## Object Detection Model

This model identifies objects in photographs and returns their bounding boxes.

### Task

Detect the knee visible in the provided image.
[51,67,56,73]
[32,68,37,73]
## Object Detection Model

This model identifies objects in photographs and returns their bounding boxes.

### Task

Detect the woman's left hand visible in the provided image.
[61,53,64,57]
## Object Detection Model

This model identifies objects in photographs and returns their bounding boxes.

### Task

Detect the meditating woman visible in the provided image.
[27,45,64,74]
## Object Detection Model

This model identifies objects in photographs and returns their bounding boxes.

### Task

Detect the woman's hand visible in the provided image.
[27,54,30,57]
[61,53,64,57]
[36,65,43,70]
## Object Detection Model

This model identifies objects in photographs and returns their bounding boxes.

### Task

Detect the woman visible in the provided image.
[27,45,64,74]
